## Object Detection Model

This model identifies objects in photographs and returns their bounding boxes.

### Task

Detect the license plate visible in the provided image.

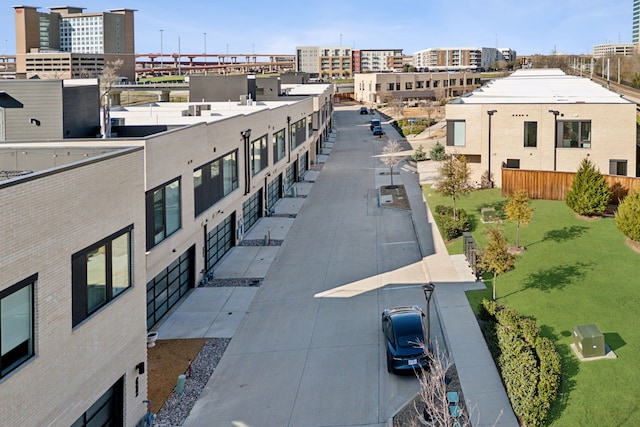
[409,359,417,365]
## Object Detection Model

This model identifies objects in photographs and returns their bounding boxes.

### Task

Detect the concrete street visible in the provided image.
[168,105,518,427]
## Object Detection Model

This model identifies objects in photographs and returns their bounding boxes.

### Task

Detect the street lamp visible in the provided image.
[548,110,560,171]
[422,283,435,349]
[487,110,497,186]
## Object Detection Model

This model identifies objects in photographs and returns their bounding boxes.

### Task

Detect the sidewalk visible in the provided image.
[156,111,517,426]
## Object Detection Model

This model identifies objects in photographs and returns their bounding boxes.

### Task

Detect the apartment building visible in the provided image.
[295,46,352,77]
[593,43,638,57]
[445,69,637,187]
[0,78,333,425]
[634,0,639,43]
[352,49,404,73]
[13,5,135,80]
[354,72,483,105]
[413,47,515,71]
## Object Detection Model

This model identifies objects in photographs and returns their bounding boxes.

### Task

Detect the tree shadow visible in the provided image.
[603,332,626,351]
[501,261,591,298]
[527,225,589,247]
[542,225,589,244]
[539,325,580,424]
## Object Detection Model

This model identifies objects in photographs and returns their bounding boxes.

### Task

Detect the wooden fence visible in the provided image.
[501,168,640,201]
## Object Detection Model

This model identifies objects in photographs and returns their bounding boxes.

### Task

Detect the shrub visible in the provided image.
[481,300,562,427]
[430,141,446,161]
[565,158,611,216]
[411,144,428,162]
[434,205,471,240]
[615,190,640,241]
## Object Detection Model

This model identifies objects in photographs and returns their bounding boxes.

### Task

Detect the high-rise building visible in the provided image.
[633,0,639,43]
[296,46,352,78]
[13,6,135,80]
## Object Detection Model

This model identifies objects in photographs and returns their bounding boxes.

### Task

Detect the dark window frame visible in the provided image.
[145,177,181,250]
[193,149,239,218]
[272,128,286,163]
[524,121,537,148]
[446,120,466,147]
[0,274,36,378]
[72,225,133,328]
[250,134,269,176]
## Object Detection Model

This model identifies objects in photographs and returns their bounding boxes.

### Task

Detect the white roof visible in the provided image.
[110,100,299,126]
[453,68,632,105]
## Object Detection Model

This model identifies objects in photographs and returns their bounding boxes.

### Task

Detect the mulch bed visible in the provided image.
[380,184,411,210]
[147,338,208,412]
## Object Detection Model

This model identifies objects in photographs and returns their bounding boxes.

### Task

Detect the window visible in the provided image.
[72,226,133,327]
[559,121,591,148]
[446,120,466,147]
[396,83,400,90]
[1,275,35,378]
[193,151,239,217]
[71,377,123,427]
[146,178,181,250]
[524,122,537,147]
[609,160,628,176]
[273,129,286,163]
[433,80,440,88]
[251,135,268,176]
[416,81,424,89]
[505,159,520,169]
[290,118,306,150]
[425,80,431,88]
[308,115,313,137]
[405,82,413,90]
[386,83,394,90]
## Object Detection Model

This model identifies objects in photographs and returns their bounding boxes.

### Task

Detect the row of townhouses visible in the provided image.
[0,75,333,426]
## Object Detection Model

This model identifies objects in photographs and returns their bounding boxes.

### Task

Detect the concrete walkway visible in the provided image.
[156,106,517,427]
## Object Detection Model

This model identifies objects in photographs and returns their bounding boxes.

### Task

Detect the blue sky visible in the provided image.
[0,1,633,56]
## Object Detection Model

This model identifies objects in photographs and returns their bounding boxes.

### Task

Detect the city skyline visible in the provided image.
[0,1,633,57]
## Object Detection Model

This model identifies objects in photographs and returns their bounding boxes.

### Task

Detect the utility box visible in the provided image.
[574,324,605,358]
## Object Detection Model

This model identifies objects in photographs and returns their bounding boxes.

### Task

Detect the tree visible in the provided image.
[411,144,428,162]
[615,190,640,242]
[429,141,445,161]
[434,155,472,220]
[406,343,472,427]
[504,189,534,248]
[478,228,515,301]
[379,139,405,188]
[99,59,123,138]
[565,158,611,216]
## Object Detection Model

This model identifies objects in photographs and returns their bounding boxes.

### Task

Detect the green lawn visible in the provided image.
[423,186,640,426]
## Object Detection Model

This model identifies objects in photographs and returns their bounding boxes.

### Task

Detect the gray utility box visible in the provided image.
[574,324,605,358]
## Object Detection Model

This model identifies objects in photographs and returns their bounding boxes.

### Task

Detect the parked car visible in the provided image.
[359,106,369,115]
[381,306,429,374]
[370,119,381,130]
[372,125,384,136]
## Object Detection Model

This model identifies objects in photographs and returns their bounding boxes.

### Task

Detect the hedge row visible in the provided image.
[481,300,562,426]
[433,205,471,240]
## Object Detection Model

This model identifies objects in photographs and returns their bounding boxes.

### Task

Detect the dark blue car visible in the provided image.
[382,306,429,374]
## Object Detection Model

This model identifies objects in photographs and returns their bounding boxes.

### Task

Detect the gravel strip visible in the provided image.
[200,278,262,288]
[238,239,284,246]
[152,338,231,427]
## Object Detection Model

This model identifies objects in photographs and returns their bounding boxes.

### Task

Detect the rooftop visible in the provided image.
[451,68,633,105]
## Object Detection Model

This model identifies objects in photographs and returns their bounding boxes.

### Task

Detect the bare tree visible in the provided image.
[100,59,123,138]
[400,342,474,427]
[379,139,405,188]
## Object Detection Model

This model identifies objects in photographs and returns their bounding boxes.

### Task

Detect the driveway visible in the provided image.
[183,107,438,426]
